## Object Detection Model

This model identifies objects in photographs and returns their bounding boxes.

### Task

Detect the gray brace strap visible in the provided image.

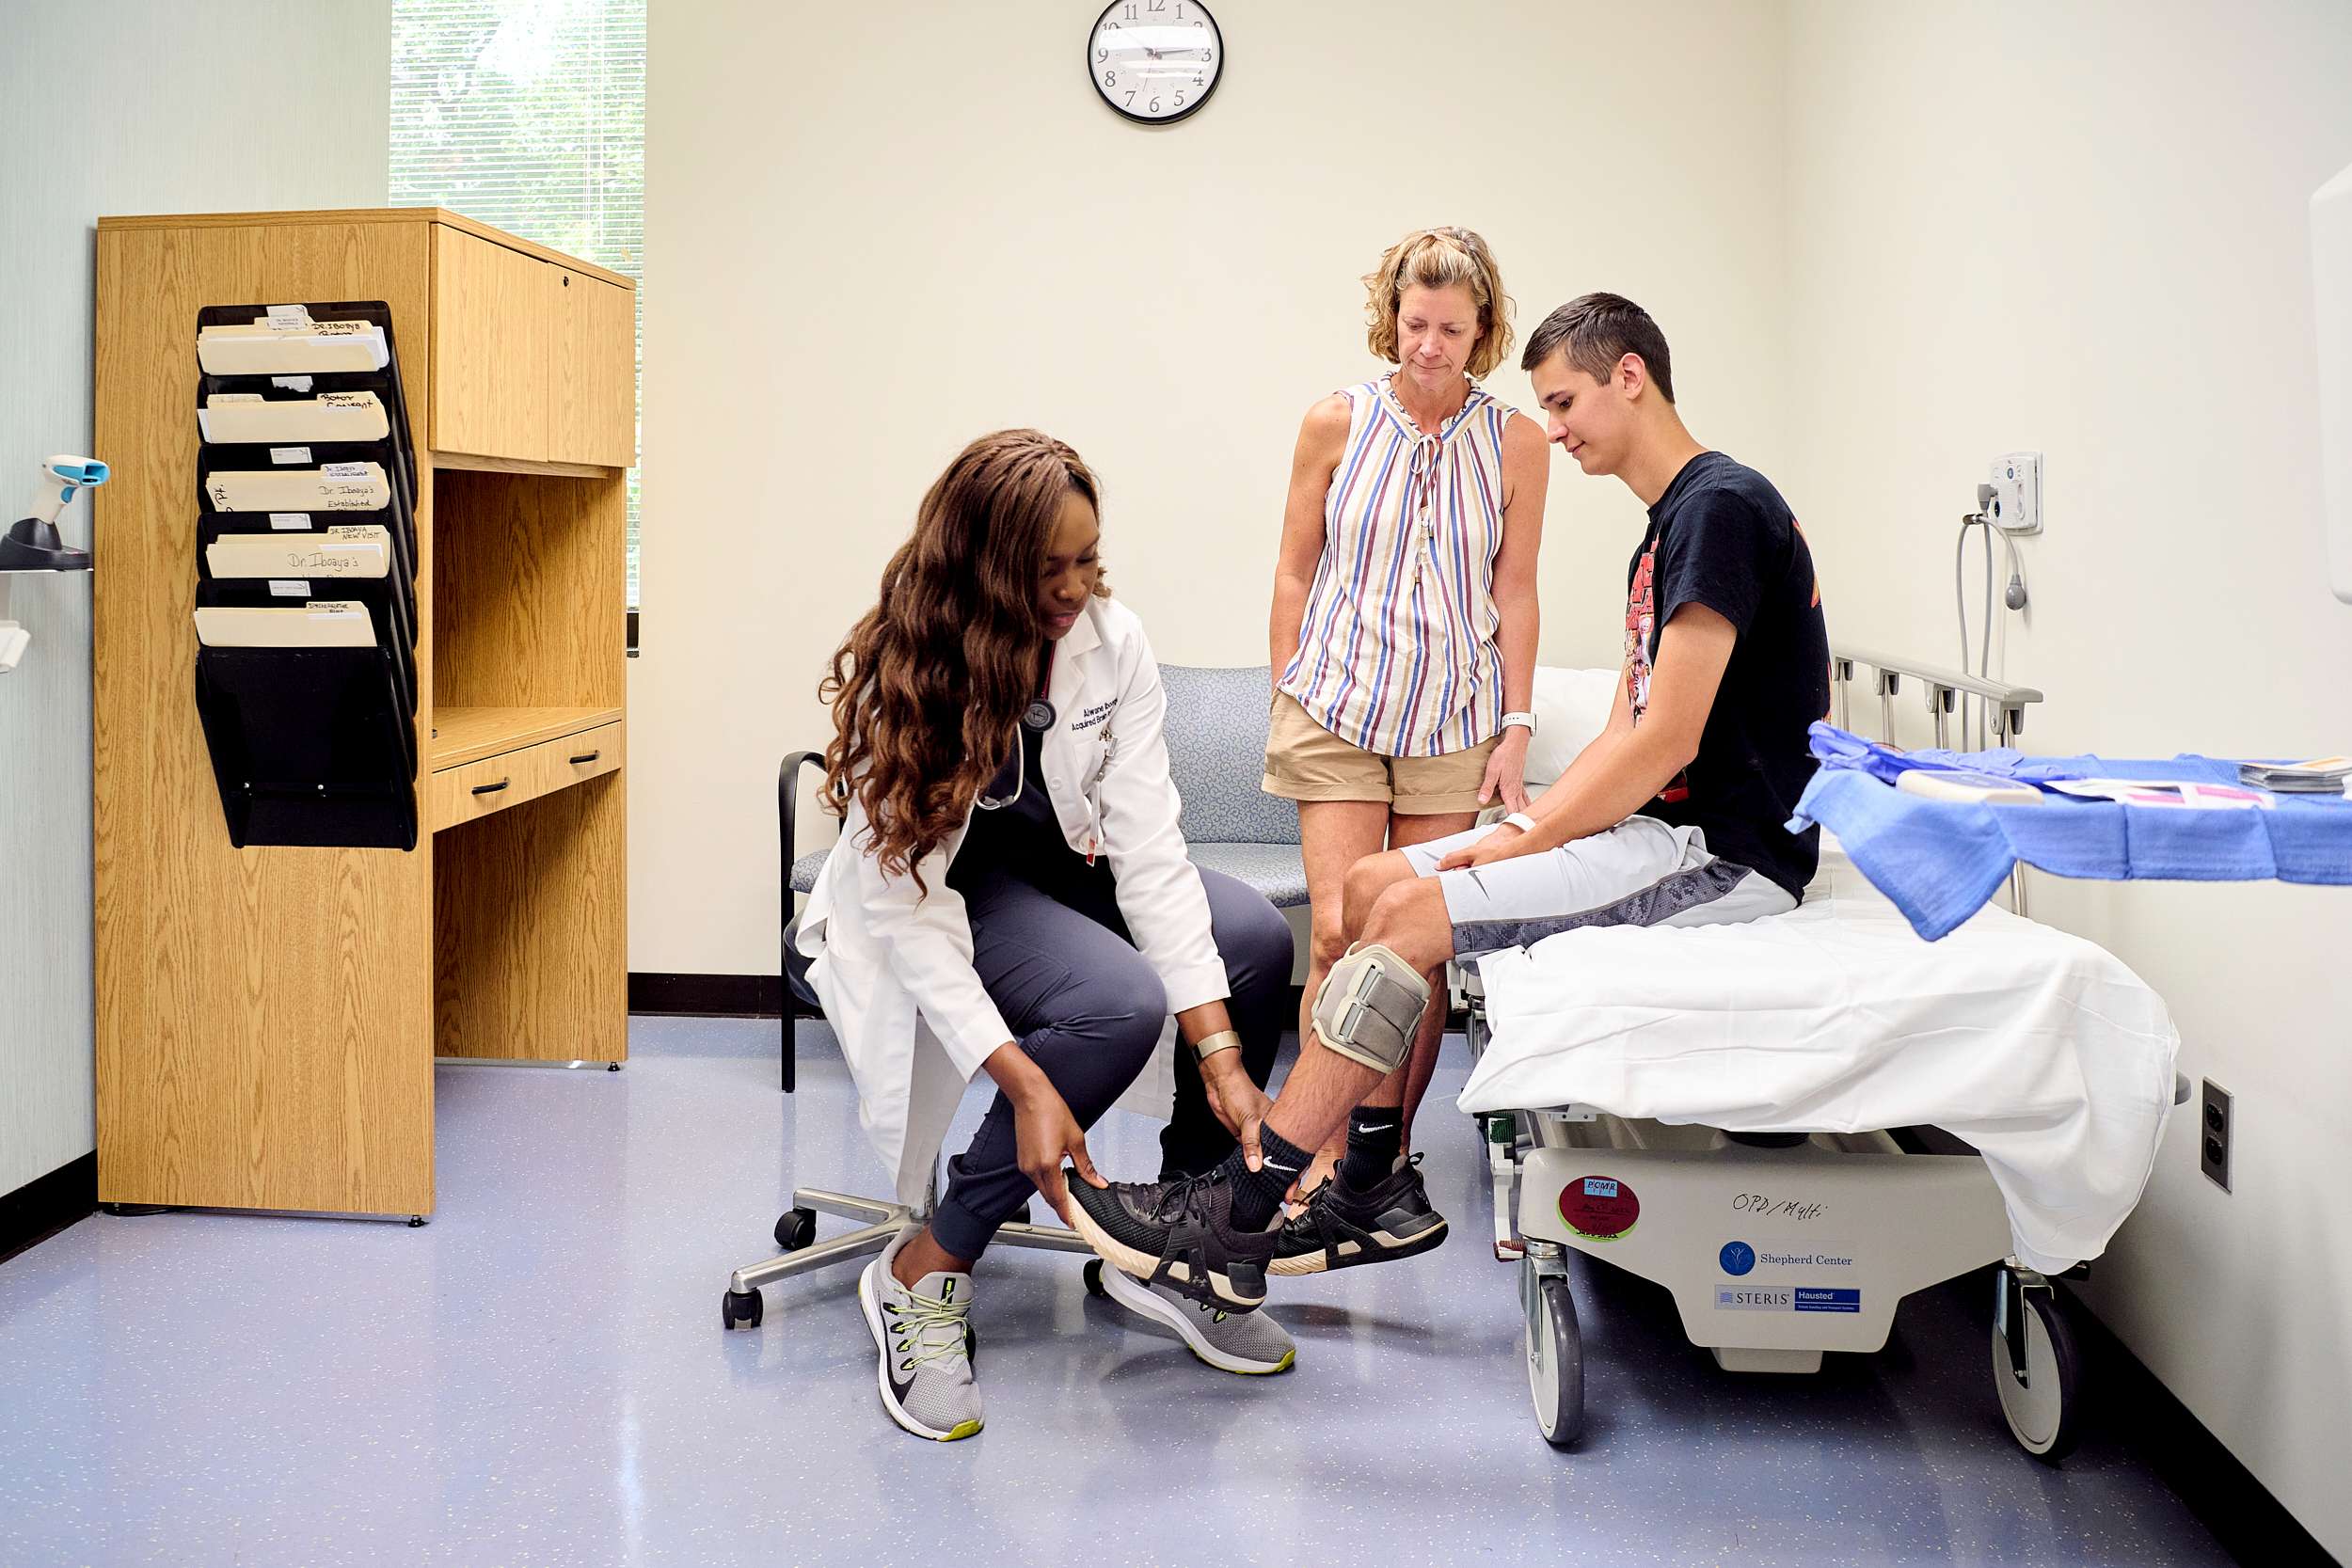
[1310,943,1431,1072]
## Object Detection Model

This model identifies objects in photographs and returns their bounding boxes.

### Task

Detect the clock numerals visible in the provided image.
[1093,0,1217,122]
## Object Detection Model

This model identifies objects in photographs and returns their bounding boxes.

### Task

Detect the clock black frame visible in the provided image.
[1088,0,1223,126]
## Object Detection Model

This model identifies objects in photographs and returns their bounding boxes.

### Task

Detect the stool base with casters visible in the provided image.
[723,1163,1091,1331]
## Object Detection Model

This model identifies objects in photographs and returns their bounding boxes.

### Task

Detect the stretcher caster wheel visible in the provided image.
[774,1207,818,1252]
[1993,1276,2081,1464]
[722,1289,764,1331]
[1082,1259,1107,1297]
[1526,1272,1585,1448]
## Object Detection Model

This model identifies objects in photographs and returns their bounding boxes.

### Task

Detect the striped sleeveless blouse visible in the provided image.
[1278,375,1515,757]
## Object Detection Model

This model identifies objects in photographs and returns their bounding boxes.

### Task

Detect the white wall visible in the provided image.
[1780,3,2352,1558]
[633,0,1792,974]
[0,1,390,1198]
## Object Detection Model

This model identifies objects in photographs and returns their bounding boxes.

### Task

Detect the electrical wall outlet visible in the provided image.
[1987,451,2042,535]
[2200,1079,2233,1192]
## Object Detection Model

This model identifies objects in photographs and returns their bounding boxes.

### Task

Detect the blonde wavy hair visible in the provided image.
[1362,226,1516,380]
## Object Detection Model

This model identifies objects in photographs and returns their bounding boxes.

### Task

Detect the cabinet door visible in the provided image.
[433,227,551,461]
[549,268,636,468]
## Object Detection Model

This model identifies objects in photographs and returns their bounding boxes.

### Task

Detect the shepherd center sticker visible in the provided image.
[1559,1176,1640,1241]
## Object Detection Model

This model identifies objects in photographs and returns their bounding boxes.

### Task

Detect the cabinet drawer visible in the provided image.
[429,721,624,832]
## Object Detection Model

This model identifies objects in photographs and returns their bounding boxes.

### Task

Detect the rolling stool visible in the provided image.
[722,752,1092,1332]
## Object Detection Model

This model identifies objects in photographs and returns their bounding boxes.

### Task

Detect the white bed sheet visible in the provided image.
[1456,848,2180,1274]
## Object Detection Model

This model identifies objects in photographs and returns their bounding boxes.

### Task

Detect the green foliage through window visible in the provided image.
[389,0,646,609]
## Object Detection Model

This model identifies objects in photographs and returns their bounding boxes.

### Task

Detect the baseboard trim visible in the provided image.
[2068,1300,2339,1566]
[0,1151,97,1267]
[628,972,809,1019]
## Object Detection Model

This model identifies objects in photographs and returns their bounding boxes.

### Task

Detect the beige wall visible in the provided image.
[632,0,1791,974]
[0,1,389,1197]
[637,1,2352,1543]
[1780,3,2352,1558]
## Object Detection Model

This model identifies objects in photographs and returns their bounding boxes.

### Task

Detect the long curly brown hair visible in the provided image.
[820,429,1108,884]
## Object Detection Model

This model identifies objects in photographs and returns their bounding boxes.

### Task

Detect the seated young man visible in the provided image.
[1066,293,1833,1309]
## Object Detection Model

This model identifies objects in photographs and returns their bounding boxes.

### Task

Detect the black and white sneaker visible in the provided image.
[1063,1168,1280,1310]
[1268,1155,1449,1276]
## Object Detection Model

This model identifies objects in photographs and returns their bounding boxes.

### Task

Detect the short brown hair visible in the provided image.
[1520,293,1676,404]
[1362,227,1516,380]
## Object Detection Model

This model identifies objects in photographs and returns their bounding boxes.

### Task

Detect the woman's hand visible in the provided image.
[1201,1054,1273,1168]
[1480,727,1534,814]
[1012,1081,1103,1223]
[1438,821,1531,873]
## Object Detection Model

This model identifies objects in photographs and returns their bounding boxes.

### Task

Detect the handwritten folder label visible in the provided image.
[206,526,391,580]
[196,318,389,374]
[194,601,378,649]
[203,464,390,513]
[199,391,389,445]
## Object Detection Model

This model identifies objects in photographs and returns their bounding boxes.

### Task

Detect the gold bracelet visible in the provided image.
[1192,1029,1242,1062]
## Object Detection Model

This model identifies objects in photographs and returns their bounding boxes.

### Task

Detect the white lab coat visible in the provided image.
[795,596,1229,1206]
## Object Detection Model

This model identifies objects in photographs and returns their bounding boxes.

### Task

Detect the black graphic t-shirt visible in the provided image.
[1623,451,1830,901]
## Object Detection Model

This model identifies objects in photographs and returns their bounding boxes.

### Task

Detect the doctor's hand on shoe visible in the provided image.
[1202,1054,1272,1169]
[984,1042,1104,1224]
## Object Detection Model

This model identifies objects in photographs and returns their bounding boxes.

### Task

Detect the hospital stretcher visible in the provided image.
[1461,651,2187,1463]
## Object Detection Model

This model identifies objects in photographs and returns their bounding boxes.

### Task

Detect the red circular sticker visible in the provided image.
[1558,1175,1640,1241]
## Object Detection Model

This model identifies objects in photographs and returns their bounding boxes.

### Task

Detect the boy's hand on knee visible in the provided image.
[1440,823,1534,872]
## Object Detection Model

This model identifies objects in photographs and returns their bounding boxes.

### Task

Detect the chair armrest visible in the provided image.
[778,750,829,1094]
[779,749,829,895]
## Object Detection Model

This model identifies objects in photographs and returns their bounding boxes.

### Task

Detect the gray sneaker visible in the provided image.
[858,1228,982,1440]
[1097,1257,1295,1375]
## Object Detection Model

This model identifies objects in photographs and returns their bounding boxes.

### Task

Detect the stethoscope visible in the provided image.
[975,698,1057,812]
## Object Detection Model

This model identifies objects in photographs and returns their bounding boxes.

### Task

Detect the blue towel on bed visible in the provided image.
[1788,724,2352,939]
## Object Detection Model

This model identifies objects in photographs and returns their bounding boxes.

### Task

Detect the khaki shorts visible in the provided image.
[1261,691,1498,816]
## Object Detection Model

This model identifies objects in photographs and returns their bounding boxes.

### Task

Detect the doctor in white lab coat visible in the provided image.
[796,430,1297,1438]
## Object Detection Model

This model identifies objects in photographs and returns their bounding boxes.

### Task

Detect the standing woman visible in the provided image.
[1265,226,1548,1201]
[798,430,1295,1443]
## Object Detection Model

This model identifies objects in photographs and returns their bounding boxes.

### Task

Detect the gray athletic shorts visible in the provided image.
[1398,815,1797,959]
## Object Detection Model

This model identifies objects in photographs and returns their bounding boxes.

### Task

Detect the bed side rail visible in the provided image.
[1833,644,2044,747]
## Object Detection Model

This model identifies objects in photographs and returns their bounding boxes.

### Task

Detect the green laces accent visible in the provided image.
[889,1279,973,1374]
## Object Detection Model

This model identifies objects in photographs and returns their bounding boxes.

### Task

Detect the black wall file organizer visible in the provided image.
[190,301,421,850]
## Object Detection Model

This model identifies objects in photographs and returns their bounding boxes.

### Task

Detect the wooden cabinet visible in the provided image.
[431,226,637,468]
[92,208,635,1219]
[553,269,637,467]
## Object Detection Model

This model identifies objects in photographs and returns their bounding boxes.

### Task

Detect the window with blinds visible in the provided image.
[389,0,646,614]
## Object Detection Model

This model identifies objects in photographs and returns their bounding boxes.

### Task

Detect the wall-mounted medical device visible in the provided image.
[1983,451,2042,537]
[2316,158,2352,605]
[0,454,107,673]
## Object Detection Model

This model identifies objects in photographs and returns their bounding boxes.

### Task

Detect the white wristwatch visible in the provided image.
[1502,812,1540,835]
[1501,710,1538,736]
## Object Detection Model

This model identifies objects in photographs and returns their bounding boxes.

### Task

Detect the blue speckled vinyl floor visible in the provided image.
[0,1018,2236,1567]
